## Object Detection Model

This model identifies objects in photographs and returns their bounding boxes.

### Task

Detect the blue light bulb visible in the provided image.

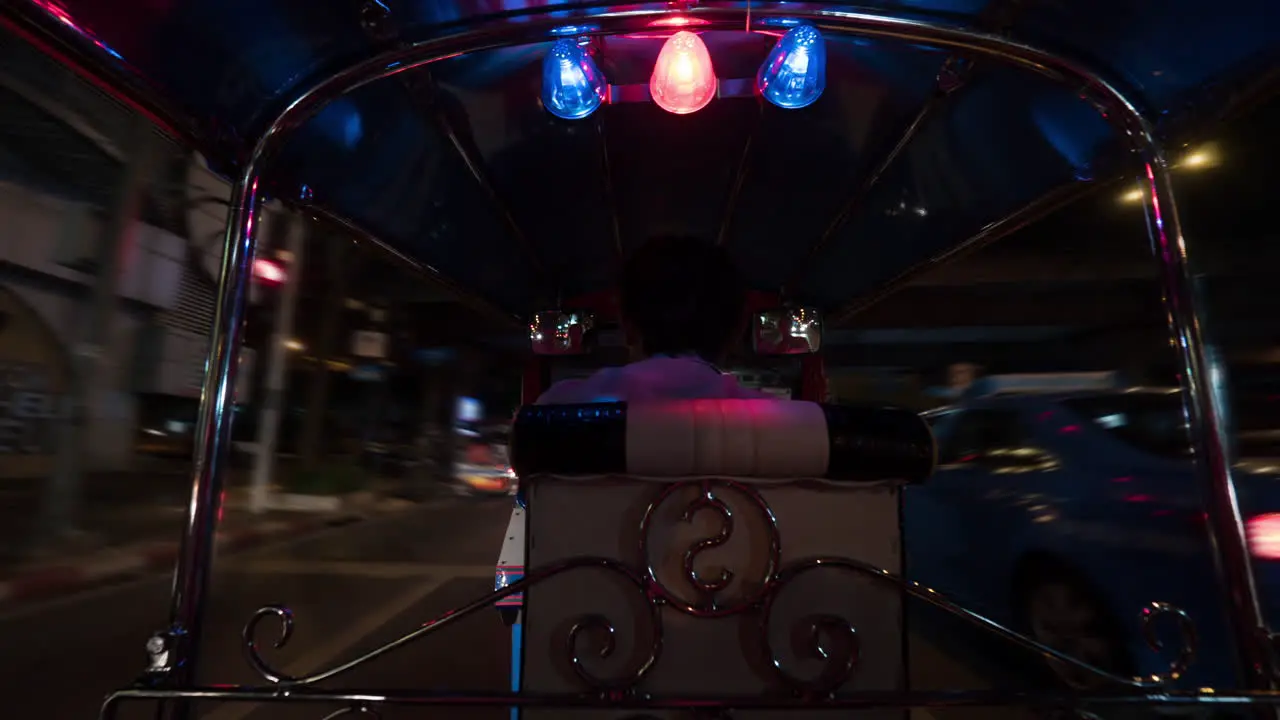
[541,38,606,120]
[757,24,826,110]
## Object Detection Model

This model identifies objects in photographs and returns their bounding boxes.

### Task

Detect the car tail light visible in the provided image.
[1247,513,1280,559]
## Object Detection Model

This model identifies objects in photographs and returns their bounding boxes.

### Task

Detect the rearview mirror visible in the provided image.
[752,307,822,355]
[529,311,595,356]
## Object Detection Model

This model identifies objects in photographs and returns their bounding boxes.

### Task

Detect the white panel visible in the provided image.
[521,477,904,720]
[625,400,829,477]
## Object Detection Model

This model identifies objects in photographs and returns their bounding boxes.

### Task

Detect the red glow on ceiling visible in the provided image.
[649,16,710,28]
[620,15,713,39]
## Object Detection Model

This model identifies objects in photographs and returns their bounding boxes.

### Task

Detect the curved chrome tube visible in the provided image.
[231,480,1193,699]
[169,2,1268,695]
[241,555,660,691]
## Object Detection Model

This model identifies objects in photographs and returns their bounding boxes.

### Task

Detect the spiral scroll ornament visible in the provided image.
[758,556,1199,693]
[243,605,296,684]
[639,479,781,616]
[1139,601,1197,684]
[566,603,664,692]
[680,490,735,597]
[759,560,862,696]
[241,556,661,692]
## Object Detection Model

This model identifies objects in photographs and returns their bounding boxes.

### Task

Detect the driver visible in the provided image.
[538,235,771,404]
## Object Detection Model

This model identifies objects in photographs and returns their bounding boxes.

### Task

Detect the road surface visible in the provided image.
[0,495,1036,720]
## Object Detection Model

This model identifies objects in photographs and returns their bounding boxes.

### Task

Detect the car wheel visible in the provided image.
[1016,564,1133,690]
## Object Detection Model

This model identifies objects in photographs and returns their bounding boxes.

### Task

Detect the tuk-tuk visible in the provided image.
[4,0,1276,718]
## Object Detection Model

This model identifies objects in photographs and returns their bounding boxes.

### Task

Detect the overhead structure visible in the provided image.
[3,1,1278,705]
[538,20,827,117]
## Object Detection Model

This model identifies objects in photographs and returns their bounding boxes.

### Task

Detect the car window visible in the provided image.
[1060,393,1191,460]
[937,408,1025,464]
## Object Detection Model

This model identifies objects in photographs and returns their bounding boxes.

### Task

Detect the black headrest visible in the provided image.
[511,400,934,483]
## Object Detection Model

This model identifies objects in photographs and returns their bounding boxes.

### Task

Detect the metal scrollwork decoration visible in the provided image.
[767,611,861,698]
[680,488,735,597]
[760,564,862,697]
[1140,601,1198,683]
[639,479,781,616]
[639,480,1198,695]
[241,556,662,693]
[566,602,664,692]
[763,556,1199,693]
[233,477,1197,703]
[243,605,296,684]
[319,704,382,720]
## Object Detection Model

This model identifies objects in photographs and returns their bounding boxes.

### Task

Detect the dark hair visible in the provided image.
[619,236,748,362]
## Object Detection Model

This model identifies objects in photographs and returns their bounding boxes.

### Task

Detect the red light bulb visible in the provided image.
[649,30,717,115]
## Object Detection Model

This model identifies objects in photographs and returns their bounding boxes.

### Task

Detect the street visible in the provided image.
[0,496,1032,720]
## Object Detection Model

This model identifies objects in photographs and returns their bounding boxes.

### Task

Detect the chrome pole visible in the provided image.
[1138,155,1272,686]
[159,174,264,712]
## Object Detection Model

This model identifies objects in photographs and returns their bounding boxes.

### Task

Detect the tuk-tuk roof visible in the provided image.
[6,1,1276,321]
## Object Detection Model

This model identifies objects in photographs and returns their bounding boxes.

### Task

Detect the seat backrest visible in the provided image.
[511,399,935,482]
[509,400,935,720]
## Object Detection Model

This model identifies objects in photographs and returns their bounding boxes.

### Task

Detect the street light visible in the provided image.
[1119,186,1145,204]
[1179,143,1219,170]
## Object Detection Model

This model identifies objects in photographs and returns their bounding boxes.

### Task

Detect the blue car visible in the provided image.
[905,377,1280,689]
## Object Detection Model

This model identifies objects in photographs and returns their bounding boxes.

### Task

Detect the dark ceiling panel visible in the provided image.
[7,1,1276,318]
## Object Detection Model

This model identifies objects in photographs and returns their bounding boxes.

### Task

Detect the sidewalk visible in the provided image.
[0,466,426,607]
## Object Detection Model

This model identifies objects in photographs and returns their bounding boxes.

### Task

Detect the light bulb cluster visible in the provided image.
[540,22,827,120]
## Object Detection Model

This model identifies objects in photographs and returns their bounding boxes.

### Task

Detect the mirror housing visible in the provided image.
[529,311,595,356]
[752,307,823,355]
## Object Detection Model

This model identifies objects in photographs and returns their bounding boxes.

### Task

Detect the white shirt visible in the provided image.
[536,355,772,405]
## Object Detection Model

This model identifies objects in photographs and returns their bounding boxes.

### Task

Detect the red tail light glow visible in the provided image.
[1247,513,1280,559]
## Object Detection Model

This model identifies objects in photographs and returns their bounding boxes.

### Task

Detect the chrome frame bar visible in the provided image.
[194,6,1272,691]
[99,686,1280,718]
[420,73,549,284]
[12,0,1263,698]
[364,11,551,288]
[782,0,1025,293]
[827,179,1110,325]
[596,112,625,261]
[781,76,952,293]
[715,101,764,247]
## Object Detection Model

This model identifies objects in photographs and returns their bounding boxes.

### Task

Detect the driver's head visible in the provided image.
[620,235,748,363]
